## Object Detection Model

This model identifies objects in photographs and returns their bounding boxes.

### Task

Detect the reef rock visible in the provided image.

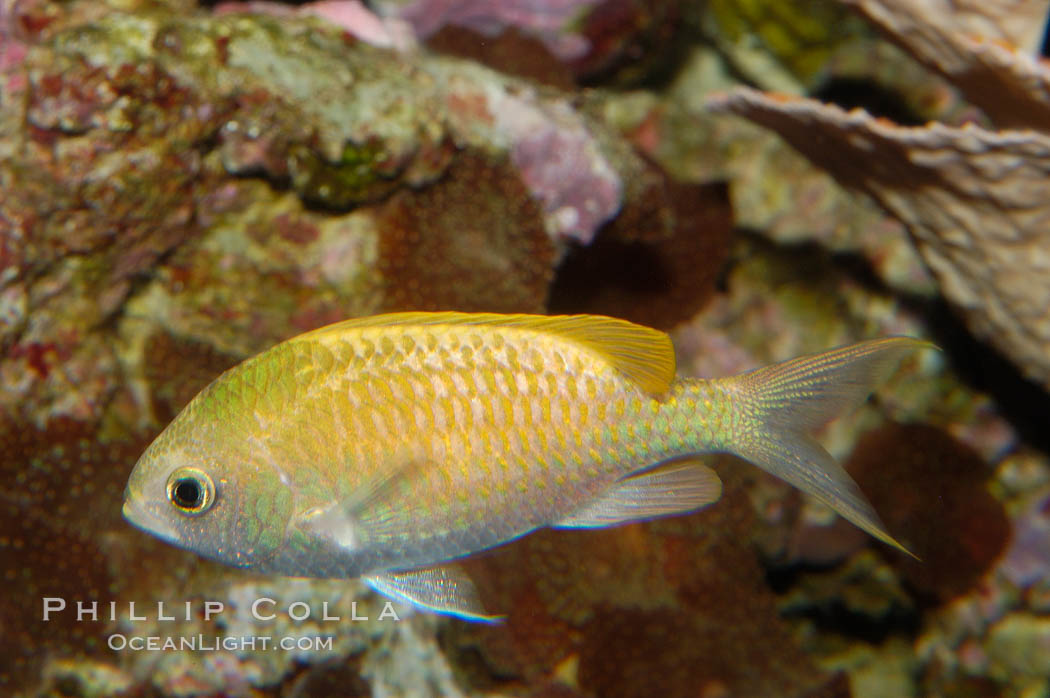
[0,0,679,424]
[844,0,1050,130]
[709,87,1050,392]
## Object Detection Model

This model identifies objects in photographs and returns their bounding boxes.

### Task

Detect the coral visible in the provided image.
[709,87,1050,392]
[0,417,167,695]
[548,180,732,330]
[2,0,672,423]
[985,613,1050,683]
[710,121,933,297]
[567,0,695,87]
[430,58,628,244]
[382,0,697,87]
[374,151,556,313]
[845,0,1050,130]
[778,551,915,630]
[1000,486,1050,590]
[425,25,576,88]
[141,331,241,423]
[863,0,1049,52]
[1,43,222,423]
[845,423,1010,603]
[215,0,416,51]
[121,179,386,358]
[617,46,936,297]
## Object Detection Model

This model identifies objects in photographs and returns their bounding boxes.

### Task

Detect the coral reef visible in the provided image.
[3,0,1050,696]
[1,0,677,425]
[704,1,1050,391]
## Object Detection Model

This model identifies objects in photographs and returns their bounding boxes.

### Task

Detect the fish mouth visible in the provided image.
[122,495,181,545]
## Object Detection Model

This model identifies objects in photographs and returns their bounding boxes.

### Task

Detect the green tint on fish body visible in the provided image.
[123,312,931,621]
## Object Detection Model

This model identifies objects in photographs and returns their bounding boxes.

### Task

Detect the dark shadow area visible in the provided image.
[766,563,922,645]
[810,77,926,126]
[918,297,1050,455]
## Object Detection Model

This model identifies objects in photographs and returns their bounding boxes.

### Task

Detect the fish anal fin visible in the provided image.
[364,565,502,623]
[553,461,723,529]
[294,311,675,396]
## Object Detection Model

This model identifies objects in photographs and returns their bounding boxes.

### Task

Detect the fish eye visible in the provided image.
[166,467,216,515]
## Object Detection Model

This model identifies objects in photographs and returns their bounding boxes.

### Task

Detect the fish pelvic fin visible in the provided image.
[725,337,933,557]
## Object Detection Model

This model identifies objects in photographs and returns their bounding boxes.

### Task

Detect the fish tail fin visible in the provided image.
[723,337,933,557]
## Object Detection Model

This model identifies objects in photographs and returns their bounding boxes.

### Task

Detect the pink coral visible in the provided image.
[214,0,416,50]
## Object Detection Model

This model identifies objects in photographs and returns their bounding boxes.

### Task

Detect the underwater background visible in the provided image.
[3,0,1050,695]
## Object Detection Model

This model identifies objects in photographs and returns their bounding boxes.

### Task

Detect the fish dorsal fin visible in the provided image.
[294,311,676,395]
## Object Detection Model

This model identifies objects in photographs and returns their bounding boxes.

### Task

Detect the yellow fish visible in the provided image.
[123,312,927,620]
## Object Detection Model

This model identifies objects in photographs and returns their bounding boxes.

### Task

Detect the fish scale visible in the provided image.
[124,312,929,620]
[285,328,633,564]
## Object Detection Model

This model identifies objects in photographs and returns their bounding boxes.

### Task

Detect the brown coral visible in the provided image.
[708,87,1050,391]
[425,26,576,89]
[0,417,186,695]
[846,423,1010,603]
[548,179,732,330]
[375,151,556,313]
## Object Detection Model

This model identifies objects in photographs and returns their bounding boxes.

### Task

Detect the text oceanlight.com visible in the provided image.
[107,634,336,652]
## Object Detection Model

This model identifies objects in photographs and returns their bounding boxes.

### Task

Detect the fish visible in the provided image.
[123,312,930,621]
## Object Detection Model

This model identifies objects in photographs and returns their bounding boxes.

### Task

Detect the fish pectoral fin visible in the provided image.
[364,566,502,623]
[334,457,432,547]
[553,460,723,529]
